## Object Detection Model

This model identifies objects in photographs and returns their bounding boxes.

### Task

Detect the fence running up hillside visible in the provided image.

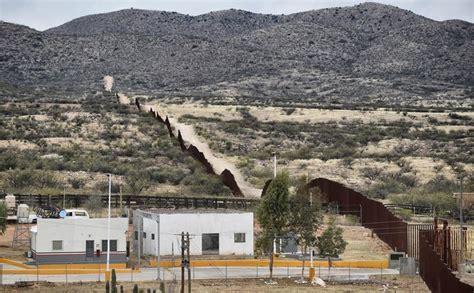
[303,177,473,292]
[306,178,408,252]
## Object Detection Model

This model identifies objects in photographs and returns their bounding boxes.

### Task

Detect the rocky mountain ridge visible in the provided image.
[1,2,473,105]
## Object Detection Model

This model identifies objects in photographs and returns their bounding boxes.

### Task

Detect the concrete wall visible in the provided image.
[137,212,253,256]
[31,218,128,264]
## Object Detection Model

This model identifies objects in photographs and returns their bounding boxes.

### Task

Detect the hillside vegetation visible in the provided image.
[0,93,231,197]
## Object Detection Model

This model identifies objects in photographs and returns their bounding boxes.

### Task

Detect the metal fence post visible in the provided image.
[287,264,289,278]
[256,264,258,277]
[65,263,68,284]
[98,263,101,282]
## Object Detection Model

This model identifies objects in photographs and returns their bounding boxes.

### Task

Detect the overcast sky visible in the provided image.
[1,0,472,31]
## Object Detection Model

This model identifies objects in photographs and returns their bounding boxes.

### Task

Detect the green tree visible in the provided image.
[0,202,7,235]
[317,217,348,273]
[257,172,290,282]
[288,178,322,282]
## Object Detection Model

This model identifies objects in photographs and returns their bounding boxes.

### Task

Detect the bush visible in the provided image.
[2,169,61,190]
[68,177,86,189]
[94,180,121,193]
[149,167,187,185]
[181,168,231,196]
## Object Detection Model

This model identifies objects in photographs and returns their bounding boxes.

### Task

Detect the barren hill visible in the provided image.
[1,2,473,104]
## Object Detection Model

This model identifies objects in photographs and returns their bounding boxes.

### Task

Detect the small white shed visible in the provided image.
[133,209,254,256]
[30,218,129,264]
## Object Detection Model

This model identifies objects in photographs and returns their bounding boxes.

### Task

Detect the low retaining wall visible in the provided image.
[148,258,389,269]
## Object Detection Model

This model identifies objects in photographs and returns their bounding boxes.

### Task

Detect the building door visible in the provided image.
[202,233,219,255]
[86,240,94,258]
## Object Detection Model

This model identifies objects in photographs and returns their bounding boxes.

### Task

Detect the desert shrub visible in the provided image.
[94,180,121,193]
[0,150,17,171]
[423,175,457,193]
[320,146,356,161]
[448,112,471,121]
[181,168,231,196]
[282,108,296,115]
[361,166,384,181]
[394,208,413,221]
[124,170,150,195]
[149,167,187,185]
[68,177,86,189]
[389,191,456,215]
[2,169,60,189]
[84,194,103,217]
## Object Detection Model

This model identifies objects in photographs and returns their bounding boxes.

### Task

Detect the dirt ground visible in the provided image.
[0,225,27,262]
[0,275,429,292]
[339,224,391,260]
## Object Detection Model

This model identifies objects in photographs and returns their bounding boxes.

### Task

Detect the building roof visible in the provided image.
[137,208,253,215]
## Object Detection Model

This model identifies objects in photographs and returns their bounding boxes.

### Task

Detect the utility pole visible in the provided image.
[106,174,112,273]
[186,232,191,293]
[181,232,185,293]
[272,151,277,256]
[180,232,191,293]
[156,215,160,281]
[309,190,314,282]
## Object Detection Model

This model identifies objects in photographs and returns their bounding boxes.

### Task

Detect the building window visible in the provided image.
[110,240,117,251]
[202,233,219,255]
[102,240,117,252]
[52,240,63,250]
[134,231,138,240]
[152,234,155,240]
[234,233,246,243]
[143,232,147,239]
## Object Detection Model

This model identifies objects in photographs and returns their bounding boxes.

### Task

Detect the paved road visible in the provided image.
[1,267,399,284]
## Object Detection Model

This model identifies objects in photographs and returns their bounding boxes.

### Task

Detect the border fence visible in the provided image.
[304,177,473,292]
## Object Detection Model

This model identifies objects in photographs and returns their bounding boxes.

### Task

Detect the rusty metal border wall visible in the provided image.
[419,230,473,293]
[137,99,244,197]
[306,177,408,252]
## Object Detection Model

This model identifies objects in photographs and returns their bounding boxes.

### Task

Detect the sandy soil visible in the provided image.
[0,276,430,292]
[339,224,391,260]
[0,140,37,150]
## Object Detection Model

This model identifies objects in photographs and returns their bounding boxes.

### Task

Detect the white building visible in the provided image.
[133,210,254,256]
[30,218,129,264]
